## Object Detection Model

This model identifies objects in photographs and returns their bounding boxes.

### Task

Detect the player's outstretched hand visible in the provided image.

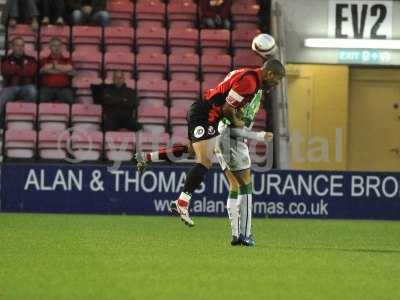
[263,131,274,142]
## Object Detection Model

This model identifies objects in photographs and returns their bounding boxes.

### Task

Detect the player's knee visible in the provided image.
[197,157,212,169]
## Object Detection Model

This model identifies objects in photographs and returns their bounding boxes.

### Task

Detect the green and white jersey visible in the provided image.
[241,89,263,129]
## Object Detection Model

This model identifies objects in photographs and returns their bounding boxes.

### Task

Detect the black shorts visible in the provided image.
[186,102,220,143]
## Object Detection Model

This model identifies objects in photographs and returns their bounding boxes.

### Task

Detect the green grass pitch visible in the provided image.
[0,214,399,300]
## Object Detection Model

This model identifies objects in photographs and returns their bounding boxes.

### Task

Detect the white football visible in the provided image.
[251,34,277,58]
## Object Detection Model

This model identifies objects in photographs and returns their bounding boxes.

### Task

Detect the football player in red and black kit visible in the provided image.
[167,58,286,226]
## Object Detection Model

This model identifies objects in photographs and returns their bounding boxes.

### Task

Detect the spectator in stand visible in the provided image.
[0,37,37,115]
[39,37,75,103]
[92,71,141,132]
[4,0,39,30]
[66,0,110,26]
[40,0,66,26]
[200,0,231,30]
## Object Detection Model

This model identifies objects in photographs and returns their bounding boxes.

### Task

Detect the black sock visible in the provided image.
[183,163,209,194]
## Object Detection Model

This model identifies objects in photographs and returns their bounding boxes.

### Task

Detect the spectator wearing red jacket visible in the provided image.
[0,37,38,115]
[200,0,231,30]
[39,37,75,103]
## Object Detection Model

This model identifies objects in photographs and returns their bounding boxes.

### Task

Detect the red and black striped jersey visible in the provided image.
[202,68,262,123]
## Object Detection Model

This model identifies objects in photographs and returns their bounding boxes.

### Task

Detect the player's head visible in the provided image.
[252,34,277,60]
[261,59,286,87]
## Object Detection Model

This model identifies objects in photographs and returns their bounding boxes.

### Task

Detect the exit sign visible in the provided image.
[338,50,391,63]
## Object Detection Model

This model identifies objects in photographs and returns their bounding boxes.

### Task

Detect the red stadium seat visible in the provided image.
[136,26,166,53]
[72,26,102,52]
[72,50,102,77]
[135,0,166,28]
[233,53,263,68]
[170,99,195,112]
[137,79,168,106]
[200,29,230,54]
[170,106,187,125]
[72,76,103,104]
[231,2,260,28]
[71,131,103,161]
[138,103,168,133]
[104,52,135,78]
[104,77,136,89]
[107,1,134,26]
[4,129,37,159]
[40,25,70,49]
[38,103,70,131]
[7,25,37,48]
[168,0,197,28]
[5,102,37,130]
[168,28,199,54]
[38,130,69,160]
[232,28,261,51]
[169,53,199,80]
[71,104,102,132]
[105,131,136,161]
[104,26,134,52]
[202,73,226,94]
[169,79,200,101]
[253,108,267,131]
[136,53,166,80]
[137,131,169,152]
[201,53,231,74]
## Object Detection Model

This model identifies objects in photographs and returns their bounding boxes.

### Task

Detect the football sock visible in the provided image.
[182,163,209,195]
[146,145,188,162]
[239,183,253,238]
[226,190,240,237]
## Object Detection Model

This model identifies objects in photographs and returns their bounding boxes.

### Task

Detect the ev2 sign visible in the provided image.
[328,0,393,39]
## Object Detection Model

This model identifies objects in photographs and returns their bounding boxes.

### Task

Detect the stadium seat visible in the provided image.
[202,73,226,93]
[168,28,199,54]
[137,79,168,106]
[233,53,263,68]
[137,131,169,152]
[169,53,199,81]
[167,0,198,28]
[40,25,70,49]
[71,104,102,132]
[232,28,261,51]
[72,76,103,104]
[71,131,103,161]
[104,52,135,78]
[72,26,102,52]
[170,99,195,112]
[136,53,167,81]
[104,26,134,52]
[171,126,188,138]
[107,1,134,26]
[201,53,231,74]
[200,29,230,55]
[4,129,37,159]
[231,2,260,28]
[72,50,102,77]
[7,25,37,50]
[253,108,267,131]
[169,79,200,101]
[38,103,70,131]
[138,103,168,133]
[170,105,187,127]
[136,26,166,53]
[5,102,37,130]
[135,0,166,28]
[104,77,136,89]
[105,131,136,161]
[38,130,69,160]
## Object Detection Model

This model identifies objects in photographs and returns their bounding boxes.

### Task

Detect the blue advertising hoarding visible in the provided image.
[1,163,399,220]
